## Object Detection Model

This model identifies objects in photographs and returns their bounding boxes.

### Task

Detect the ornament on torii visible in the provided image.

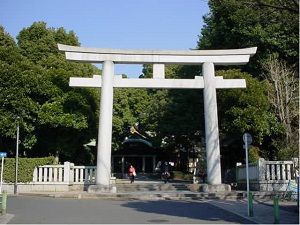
[58,44,257,191]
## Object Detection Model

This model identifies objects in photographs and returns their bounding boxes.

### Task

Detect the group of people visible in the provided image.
[127,161,172,184]
[128,162,207,184]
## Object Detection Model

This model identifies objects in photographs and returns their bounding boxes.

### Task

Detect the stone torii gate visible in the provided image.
[58,44,257,192]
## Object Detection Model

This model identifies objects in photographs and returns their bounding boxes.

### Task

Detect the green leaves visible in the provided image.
[0,23,99,162]
[217,69,275,144]
[199,0,299,76]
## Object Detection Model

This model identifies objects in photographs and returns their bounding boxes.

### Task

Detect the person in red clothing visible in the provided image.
[128,164,136,183]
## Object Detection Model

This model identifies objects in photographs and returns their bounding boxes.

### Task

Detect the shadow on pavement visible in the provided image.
[121,199,254,224]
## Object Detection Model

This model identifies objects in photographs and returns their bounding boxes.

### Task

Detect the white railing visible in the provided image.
[236,158,298,191]
[33,162,96,184]
[236,158,297,181]
[263,160,294,181]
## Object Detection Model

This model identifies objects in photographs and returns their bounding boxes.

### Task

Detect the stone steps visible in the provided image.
[116,183,190,192]
[19,190,287,201]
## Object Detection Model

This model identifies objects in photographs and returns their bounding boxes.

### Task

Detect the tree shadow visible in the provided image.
[121,200,253,224]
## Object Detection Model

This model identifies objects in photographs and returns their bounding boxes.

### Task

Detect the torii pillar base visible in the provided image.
[88,184,117,193]
[199,184,231,193]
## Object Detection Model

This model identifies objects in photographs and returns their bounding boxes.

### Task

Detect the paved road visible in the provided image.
[5,195,256,224]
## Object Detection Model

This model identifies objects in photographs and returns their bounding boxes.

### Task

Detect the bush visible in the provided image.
[0,156,55,183]
[172,171,193,180]
[249,147,260,163]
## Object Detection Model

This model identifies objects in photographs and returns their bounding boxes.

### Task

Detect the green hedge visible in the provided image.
[0,156,55,183]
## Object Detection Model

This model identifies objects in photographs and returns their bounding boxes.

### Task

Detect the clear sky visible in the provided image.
[0,0,210,77]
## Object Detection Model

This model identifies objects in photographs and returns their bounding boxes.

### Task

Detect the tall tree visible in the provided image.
[0,23,100,164]
[198,0,299,77]
[197,0,299,161]
[263,55,299,159]
[216,69,283,161]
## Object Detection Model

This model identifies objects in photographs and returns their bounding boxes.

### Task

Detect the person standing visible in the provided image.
[198,165,207,183]
[161,161,171,184]
[128,164,136,183]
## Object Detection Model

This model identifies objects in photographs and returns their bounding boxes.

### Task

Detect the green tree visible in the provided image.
[0,26,53,153]
[197,0,299,162]
[216,69,284,161]
[140,64,205,171]
[112,87,151,151]
[198,0,299,77]
[0,23,100,164]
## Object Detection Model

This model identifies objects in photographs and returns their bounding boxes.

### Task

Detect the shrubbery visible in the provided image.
[172,171,193,180]
[0,156,55,183]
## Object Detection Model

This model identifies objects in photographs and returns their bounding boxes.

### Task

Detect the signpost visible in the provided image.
[243,133,253,217]
[0,152,7,192]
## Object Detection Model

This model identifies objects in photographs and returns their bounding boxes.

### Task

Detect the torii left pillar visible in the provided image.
[97,61,114,188]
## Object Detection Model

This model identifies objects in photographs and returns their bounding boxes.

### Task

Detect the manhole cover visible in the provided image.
[147,219,169,223]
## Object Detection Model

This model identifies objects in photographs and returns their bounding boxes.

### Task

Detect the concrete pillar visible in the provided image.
[203,62,222,185]
[96,60,114,186]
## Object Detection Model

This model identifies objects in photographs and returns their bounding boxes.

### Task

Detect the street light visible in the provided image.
[14,110,25,195]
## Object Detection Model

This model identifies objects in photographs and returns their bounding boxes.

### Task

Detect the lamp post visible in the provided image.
[14,116,20,194]
[14,110,24,195]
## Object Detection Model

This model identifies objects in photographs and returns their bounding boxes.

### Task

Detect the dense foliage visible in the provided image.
[1,156,55,183]
[0,23,100,164]
[198,0,299,76]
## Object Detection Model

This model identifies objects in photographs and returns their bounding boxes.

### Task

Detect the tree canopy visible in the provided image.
[0,23,100,164]
[198,0,299,77]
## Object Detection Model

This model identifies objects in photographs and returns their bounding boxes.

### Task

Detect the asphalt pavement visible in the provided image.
[0,192,299,224]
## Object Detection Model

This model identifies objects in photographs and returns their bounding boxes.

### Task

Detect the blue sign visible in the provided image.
[0,152,7,158]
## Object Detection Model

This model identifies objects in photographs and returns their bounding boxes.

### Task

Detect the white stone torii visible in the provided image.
[58,44,257,191]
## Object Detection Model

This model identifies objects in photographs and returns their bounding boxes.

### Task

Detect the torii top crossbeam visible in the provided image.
[58,44,257,65]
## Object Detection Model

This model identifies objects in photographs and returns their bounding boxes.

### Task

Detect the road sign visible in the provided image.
[242,133,253,217]
[0,152,6,192]
[243,133,252,145]
[0,152,7,158]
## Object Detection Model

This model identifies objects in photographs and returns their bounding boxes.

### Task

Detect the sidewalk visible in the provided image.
[207,198,299,224]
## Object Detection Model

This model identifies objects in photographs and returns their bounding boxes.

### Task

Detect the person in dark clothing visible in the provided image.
[161,161,171,183]
[198,165,207,183]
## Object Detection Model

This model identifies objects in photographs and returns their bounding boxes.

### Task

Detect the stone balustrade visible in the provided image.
[236,158,298,191]
[33,162,97,184]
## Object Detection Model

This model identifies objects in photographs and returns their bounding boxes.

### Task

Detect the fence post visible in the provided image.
[1,190,7,215]
[32,167,37,182]
[257,158,266,191]
[69,163,74,184]
[248,192,254,217]
[63,162,70,184]
[273,195,279,224]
